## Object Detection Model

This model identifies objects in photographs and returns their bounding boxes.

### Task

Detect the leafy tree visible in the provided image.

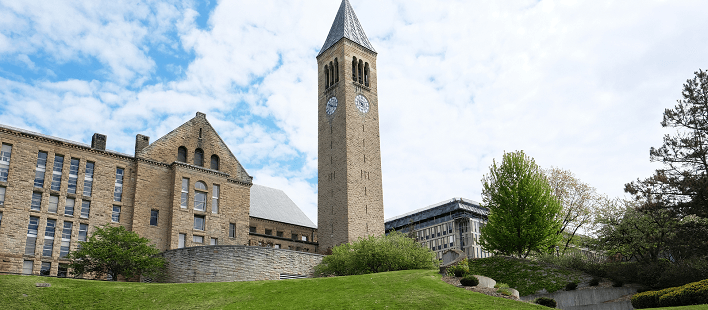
[67,224,165,281]
[314,231,437,276]
[479,151,563,258]
[544,167,598,254]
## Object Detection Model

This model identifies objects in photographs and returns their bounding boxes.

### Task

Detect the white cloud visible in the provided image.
[2,0,708,226]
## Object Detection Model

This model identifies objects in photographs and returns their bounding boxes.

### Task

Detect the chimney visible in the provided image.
[91,133,107,151]
[196,111,206,118]
[135,134,150,155]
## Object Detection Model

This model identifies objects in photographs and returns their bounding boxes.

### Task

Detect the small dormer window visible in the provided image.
[211,155,219,170]
[178,146,187,162]
[194,148,204,167]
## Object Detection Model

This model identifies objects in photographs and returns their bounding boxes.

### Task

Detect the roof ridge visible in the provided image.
[318,0,376,56]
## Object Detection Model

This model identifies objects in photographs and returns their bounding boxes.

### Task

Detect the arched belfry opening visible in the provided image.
[364,62,370,87]
[324,64,329,87]
[358,59,363,84]
[352,57,357,82]
[334,58,339,83]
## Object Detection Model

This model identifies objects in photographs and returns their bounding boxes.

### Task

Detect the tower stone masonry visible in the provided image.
[317,0,385,252]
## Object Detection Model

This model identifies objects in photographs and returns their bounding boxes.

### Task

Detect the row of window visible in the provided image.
[180,178,220,213]
[322,57,371,88]
[177,146,219,170]
[422,235,455,252]
[22,261,70,277]
[25,216,88,258]
[416,222,454,241]
[249,226,309,242]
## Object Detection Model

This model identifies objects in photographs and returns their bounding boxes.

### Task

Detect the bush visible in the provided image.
[632,287,680,309]
[565,282,578,291]
[446,258,470,277]
[494,282,509,289]
[589,278,600,286]
[460,275,479,287]
[534,297,557,308]
[632,279,708,309]
[313,231,438,276]
[612,279,624,287]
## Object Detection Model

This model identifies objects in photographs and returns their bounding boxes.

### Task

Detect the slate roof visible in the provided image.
[318,0,376,56]
[250,184,317,229]
[0,123,133,158]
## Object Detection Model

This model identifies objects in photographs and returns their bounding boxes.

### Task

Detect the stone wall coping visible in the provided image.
[162,245,325,258]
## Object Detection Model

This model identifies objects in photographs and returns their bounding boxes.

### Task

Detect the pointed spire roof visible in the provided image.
[318,0,376,56]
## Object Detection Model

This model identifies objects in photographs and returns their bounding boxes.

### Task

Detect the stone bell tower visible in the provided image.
[317,0,384,252]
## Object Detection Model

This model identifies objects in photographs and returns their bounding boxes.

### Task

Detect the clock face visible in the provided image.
[355,94,369,113]
[326,96,338,115]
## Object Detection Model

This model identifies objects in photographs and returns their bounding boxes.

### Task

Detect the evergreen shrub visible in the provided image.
[446,258,470,277]
[534,297,557,308]
[589,278,600,286]
[460,275,479,287]
[565,282,577,291]
[631,279,708,309]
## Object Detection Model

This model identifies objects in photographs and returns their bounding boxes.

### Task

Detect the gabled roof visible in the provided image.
[318,0,376,56]
[250,184,317,229]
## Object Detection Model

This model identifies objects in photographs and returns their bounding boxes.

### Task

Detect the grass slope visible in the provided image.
[1,270,547,310]
[468,256,585,296]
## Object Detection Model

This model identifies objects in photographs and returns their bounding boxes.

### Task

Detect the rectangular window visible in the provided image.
[274,244,280,249]
[64,198,75,216]
[194,191,206,211]
[22,260,33,275]
[193,235,203,244]
[58,264,68,278]
[194,215,205,231]
[0,186,5,206]
[211,185,219,213]
[31,192,42,211]
[210,238,217,245]
[34,151,48,188]
[0,212,2,227]
[265,229,272,236]
[112,206,121,223]
[40,262,51,276]
[178,233,185,248]
[48,195,58,213]
[83,162,94,196]
[80,201,90,218]
[249,226,256,233]
[25,216,39,255]
[229,223,235,238]
[276,231,283,237]
[180,178,188,208]
[150,210,159,226]
[113,168,124,202]
[50,155,64,191]
[0,144,12,182]
[60,222,72,258]
[43,219,56,256]
[301,235,307,242]
[78,223,88,242]
[67,158,79,194]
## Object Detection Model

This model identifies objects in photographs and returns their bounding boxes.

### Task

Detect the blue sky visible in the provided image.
[2,0,708,224]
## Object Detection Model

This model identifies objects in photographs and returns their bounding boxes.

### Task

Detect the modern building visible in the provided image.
[0,113,317,277]
[317,0,385,251]
[385,198,491,260]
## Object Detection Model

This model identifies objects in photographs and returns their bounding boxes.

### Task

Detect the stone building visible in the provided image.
[385,198,492,260]
[0,112,317,277]
[317,0,385,251]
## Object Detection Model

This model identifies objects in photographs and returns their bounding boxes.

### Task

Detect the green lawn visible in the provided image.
[1,269,547,309]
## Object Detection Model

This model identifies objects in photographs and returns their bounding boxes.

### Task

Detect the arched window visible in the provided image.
[194,148,204,167]
[329,61,334,87]
[194,181,207,211]
[334,58,339,82]
[324,64,329,87]
[364,62,370,87]
[358,60,363,84]
[195,181,207,190]
[211,155,219,170]
[177,146,187,162]
[352,57,357,82]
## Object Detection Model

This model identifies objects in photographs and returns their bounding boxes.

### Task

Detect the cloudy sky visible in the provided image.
[1,0,707,224]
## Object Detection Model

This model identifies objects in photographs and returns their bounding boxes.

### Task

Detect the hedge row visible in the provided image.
[632,279,708,309]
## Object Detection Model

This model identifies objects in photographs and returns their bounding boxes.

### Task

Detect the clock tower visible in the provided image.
[317,0,384,252]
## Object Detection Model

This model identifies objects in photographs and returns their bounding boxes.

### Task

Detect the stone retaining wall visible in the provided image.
[159,245,324,283]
